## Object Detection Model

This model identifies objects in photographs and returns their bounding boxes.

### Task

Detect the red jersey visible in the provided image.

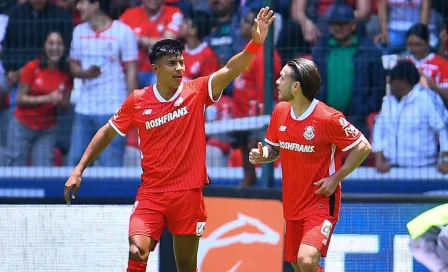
[15,59,72,130]
[408,53,448,88]
[265,100,362,220]
[120,5,183,72]
[183,42,219,81]
[109,76,219,194]
[232,46,281,117]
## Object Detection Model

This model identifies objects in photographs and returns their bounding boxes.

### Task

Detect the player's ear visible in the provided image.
[293,81,301,91]
[152,64,159,75]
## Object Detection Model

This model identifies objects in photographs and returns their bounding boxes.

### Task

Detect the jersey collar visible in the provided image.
[290,99,319,121]
[153,82,183,103]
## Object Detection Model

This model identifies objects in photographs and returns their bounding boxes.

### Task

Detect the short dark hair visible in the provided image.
[86,0,110,14]
[148,39,184,64]
[187,11,213,41]
[406,23,430,43]
[287,58,321,101]
[389,60,420,86]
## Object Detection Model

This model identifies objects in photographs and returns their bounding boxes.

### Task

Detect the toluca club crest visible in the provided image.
[303,126,315,141]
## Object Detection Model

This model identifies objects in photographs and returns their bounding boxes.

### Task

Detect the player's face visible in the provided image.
[153,55,185,89]
[76,0,98,22]
[276,66,295,102]
[407,34,428,60]
[45,32,65,63]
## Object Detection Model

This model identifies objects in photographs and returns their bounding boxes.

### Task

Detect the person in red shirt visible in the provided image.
[120,0,184,88]
[233,8,282,118]
[405,23,448,102]
[4,31,72,166]
[64,8,275,272]
[179,10,219,81]
[249,58,371,272]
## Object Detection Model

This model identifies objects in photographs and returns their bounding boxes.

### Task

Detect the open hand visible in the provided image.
[251,7,275,44]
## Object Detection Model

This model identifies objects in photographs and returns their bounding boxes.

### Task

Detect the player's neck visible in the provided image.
[89,14,112,33]
[290,97,312,119]
[156,82,178,100]
[185,38,202,50]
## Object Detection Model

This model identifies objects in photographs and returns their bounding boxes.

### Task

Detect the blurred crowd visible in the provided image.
[0,0,446,182]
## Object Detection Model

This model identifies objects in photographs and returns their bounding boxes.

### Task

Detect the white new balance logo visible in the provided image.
[279,125,287,132]
[142,109,152,115]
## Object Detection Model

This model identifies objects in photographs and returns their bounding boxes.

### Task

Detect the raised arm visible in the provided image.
[210,7,275,97]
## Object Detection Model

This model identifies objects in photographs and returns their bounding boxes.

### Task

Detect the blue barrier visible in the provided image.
[0,167,447,198]
[328,203,439,272]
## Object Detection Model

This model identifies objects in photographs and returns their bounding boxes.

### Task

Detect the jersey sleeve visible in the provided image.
[325,112,363,152]
[69,26,81,61]
[192,74,223,107]
[120,25,138,63]
[264,106,280,147]
[20,60,37,85]
[108,93,135,137]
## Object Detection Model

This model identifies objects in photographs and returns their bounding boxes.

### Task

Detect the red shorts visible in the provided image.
[128,188,207,249]
[284,213,337,263]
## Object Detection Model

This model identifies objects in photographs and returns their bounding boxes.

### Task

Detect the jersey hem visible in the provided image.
[108,119,126,137]
[208,73,223,103]
[342,136,363,152]
[265,138,279,146]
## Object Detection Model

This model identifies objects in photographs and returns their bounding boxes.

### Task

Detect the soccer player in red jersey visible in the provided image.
[64,7,275,272]
[249,58,372,272]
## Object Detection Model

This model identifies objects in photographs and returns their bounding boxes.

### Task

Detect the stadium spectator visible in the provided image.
[439,22,448,59]
[207,0,239,68]
[67,0,138,167]
[3,31,72,166]
[120,0,183,88]
[0,2,11,149]
[312,4,385,137]
[2,0,73,111]
[232,8,282,118]
[374,0,444,54]
[372,60,448,174]
[53,0,82,25]
[178,10,219,81]
[405,23,448,102]
[289,0,371,45]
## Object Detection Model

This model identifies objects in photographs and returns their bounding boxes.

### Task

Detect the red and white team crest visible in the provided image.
[174,97,184,107]
[303,126,315,141]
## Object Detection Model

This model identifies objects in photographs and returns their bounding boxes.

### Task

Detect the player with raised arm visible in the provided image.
[64,7,275,272]
[249,58,372,272]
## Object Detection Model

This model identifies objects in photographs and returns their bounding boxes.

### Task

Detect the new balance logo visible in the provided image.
[142,109,152,115]
[279,125,287,132]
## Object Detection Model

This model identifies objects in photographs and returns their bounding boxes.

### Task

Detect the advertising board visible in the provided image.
[0,201,442,271]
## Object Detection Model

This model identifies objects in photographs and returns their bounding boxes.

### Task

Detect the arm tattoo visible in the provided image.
[262,145,280,163]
